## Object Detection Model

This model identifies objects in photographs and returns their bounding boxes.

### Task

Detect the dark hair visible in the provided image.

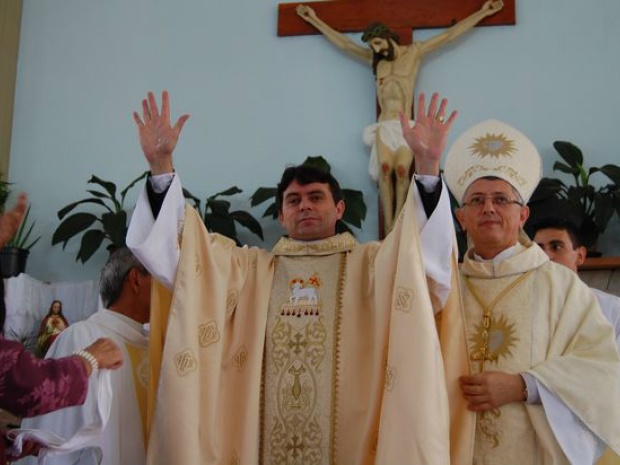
[99,247,148,308]
[276,165,343,213]
[45,300,65,318]
[530,218,583,248]
[361,22,399,75]
[361,22,400,45]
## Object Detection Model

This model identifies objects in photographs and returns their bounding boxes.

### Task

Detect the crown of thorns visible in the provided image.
[361,22,399,43]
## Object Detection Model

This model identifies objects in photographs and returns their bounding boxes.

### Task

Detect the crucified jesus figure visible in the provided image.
[297,0,503,234]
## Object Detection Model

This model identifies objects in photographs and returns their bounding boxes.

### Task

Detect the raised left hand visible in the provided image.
[399,92,457,176]
[459,371,526,412]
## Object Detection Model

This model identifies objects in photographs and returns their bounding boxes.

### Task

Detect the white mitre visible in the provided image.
[444,119,542,204]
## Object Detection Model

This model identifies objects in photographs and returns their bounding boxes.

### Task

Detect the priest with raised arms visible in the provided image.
[440,119,620,464]
[127,90,459,464]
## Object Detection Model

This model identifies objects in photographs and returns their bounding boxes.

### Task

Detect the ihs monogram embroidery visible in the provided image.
[385,365,397,392]
[174,349,197,377]
[281,274,322,318]
[198,320,220,348]
[395,286,414,313]
[232,346,248,372]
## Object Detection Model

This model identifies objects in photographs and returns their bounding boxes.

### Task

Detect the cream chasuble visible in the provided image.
[145,181,455,464]
[450,236,620,465]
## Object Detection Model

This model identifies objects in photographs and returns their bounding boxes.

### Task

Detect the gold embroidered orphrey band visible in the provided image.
[464,270,533,447]
[259,251,348,464]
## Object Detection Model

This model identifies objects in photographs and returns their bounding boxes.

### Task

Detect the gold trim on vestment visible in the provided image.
[330,252,346,464]
[272,233,357,256]
[465,271,533,448]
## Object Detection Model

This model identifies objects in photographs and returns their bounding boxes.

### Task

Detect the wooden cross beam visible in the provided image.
[278,0,515,46]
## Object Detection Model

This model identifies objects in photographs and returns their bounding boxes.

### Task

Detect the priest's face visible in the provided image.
[456,179,530,259]
[278,181,345,241]
[533,228,586,273]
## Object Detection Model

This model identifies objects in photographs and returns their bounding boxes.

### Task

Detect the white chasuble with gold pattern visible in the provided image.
[144,177,455,465]
[455,237,620,465]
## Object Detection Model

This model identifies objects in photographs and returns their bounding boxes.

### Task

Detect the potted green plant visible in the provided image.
[250,156,367,234]
[183,186,264,245]
[52,172,148,263]
[1,205,41,277]
[527,141,620,251]
[0,173,11,214]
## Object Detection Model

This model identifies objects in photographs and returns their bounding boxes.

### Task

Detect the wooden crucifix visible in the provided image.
[278,0,515,236]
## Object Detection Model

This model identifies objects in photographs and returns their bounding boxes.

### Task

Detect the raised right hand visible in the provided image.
[133,90,190,175]
[83,338,123,372]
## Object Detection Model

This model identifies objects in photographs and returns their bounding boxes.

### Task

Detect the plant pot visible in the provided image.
[0,247,30,278]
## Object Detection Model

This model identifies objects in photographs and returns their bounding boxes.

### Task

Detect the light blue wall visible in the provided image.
[8,0,620,282]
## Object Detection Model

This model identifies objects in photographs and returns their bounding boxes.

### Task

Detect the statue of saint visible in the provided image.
[297,0,504,234]
[36,300,69,357]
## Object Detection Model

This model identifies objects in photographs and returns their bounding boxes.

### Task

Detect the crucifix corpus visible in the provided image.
[278,0,515,236]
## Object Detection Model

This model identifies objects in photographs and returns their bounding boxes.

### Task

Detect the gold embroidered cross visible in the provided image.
[288,332,308,355]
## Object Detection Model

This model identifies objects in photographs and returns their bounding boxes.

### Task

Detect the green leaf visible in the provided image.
[207,199,231,216]
[553,161,579,176]
[231,210,264,240]
[77,229,106,263]
[529,178,565,203]
[210,186,242,199]
[250,187,277,207]
[57,198,109,220]
[599,165,620,185]
[101,211,127,248]
[263,202,278,219]
[183,188,202,212]
[302,156,331,173]
[87,190,111,199]
[88,175,117,199]
[594,196,614,232]
[341,189,367,228]
[205,213,237,239]
[120,171,149,205]
[52,213,98,247]
[553,141,583,169]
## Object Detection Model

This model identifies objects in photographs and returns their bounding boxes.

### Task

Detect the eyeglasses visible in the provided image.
[462,194,523,208]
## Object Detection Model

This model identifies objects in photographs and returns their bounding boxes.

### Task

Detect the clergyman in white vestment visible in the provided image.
[19,248,151,465]
[443,119,620,465]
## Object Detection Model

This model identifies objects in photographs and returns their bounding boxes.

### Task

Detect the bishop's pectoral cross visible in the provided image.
[278,0,515,237]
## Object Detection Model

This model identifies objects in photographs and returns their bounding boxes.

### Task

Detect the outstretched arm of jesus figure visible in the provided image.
[418,0,504,55]
[296,5,372,64]
[128,91,190,289]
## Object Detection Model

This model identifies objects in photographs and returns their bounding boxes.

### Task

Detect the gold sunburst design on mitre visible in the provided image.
[469,133,516,159]
[469,314,518,363]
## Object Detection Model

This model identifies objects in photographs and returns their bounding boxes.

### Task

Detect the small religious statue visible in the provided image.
[297,0,504,234]
[35,300,69,357]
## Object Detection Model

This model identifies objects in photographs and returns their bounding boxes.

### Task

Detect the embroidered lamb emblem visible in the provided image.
[289,282,318,305]
[281,275,322,318]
